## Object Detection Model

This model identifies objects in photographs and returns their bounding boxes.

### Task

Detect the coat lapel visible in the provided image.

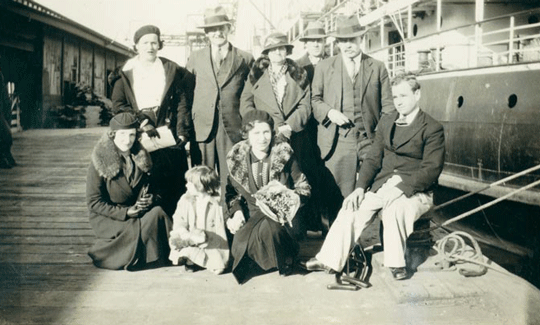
[220,45,242,87]
[392,110,427,149]
[201,47,218,85]
[160,59,176,103]
[330,56,343,112]
[360,53,374,100]
[121,69,139,111]
[252,72,282,116]
[281,73,306,117]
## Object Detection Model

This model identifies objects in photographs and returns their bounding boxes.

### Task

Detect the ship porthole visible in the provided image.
[413,24,418,37]
[457,96,464,108]
[508,94,518,108]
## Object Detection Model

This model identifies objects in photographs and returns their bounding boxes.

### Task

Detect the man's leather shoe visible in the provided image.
[303,258,331,272]
[390,267,408,280]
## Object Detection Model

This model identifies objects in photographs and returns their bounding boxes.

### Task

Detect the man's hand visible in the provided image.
[343,188,365,211]
[327,109,353,127]
[226,210,246,234]
[140,119,160,138]
[277,124,292,139]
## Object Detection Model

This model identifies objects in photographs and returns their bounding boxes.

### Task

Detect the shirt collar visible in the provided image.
[398,107,420,125]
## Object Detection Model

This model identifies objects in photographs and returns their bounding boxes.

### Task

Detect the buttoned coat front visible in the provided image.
[187,45,254,143]
[311,53,394,160]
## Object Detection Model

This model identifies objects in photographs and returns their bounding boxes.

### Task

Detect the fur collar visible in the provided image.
[226,140,293,193]
[91,134,152,179]
[248,57,309,90]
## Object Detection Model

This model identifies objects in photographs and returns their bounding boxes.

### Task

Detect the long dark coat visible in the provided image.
[225,140,311,283]
[357,110,445,196]
[187,44,254,144]
[311,53,395,160]
[109,57,193,215]
[86,134,172,270]
[0,71,12,152]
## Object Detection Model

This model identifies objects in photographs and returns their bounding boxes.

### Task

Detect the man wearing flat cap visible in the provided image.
[312,15,394,227]
[187,6,254,198]
[109,24,194,216]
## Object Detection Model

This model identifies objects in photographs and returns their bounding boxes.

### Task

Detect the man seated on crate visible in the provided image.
[304,72,445,280]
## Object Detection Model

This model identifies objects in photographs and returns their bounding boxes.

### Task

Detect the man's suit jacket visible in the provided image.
[311,53,394,160]
[110,57,194,140]
[186,44,254,143]
[356,110,445,197]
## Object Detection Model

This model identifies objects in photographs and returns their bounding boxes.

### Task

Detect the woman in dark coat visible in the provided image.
[86,113,172,270]
[108,25,194,216]
[225,110,311,283]
[239,32,316,238]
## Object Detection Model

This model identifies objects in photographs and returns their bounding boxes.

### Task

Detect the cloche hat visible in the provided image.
[109,113,139,130]
[262,32,294,55]
[299,21,327,42]
[198,6,232,29]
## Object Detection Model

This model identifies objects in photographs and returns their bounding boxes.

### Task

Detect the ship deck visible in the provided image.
[1,128,540,325]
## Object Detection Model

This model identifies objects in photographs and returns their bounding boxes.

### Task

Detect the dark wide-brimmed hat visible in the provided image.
[262,32,294,55]
[242,110,275,129]
[198,6,233,29]
[330,15,367,39]
[109,113,139,130]
[133,25,161,44]
[299,21,327,42]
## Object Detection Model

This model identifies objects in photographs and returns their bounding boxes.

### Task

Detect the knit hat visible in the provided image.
[242,110,274,129]
[133,25,161,44]
[109,113,139,130]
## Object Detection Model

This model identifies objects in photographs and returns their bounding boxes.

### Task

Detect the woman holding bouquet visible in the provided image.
[239,32,319,238]
[225,110,311,283]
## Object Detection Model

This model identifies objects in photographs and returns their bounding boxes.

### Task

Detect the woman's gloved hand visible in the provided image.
[140,119,160,138]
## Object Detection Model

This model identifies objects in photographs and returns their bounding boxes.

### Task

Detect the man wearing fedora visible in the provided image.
[187,6,254,195]
[296,21,329,84]
[312,15,394,226]
[295,21,330,234]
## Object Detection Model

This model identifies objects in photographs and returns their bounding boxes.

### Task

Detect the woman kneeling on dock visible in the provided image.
[86,113,172,270]
[225,110,311,283]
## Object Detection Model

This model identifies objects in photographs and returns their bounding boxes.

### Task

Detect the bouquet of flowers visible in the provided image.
[253,180,300,227]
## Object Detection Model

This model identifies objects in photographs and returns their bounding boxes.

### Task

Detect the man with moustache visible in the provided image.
[187,6,254,195]
[311,16,394,227]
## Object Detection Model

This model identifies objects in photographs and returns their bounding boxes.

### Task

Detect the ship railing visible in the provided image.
[365,7,540,76]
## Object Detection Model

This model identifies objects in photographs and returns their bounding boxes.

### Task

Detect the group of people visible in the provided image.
[86,5,445,284]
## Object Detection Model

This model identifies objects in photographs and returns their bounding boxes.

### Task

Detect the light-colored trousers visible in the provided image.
[316,176,433,271]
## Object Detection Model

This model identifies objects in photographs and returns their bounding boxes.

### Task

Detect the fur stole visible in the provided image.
[248,57,309,90]
[226,140,294,193]
[91,133,152,179]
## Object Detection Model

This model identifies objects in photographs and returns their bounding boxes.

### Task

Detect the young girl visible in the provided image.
[169,166,229,274]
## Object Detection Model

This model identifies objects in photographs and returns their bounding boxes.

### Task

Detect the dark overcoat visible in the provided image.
[225,140,311,283]
[187,45,254,143]
[311,53,395,160]
[357,110,446,196]
[86,134,172,270]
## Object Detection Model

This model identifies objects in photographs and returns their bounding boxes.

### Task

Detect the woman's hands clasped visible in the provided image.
[127,192,155,218]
